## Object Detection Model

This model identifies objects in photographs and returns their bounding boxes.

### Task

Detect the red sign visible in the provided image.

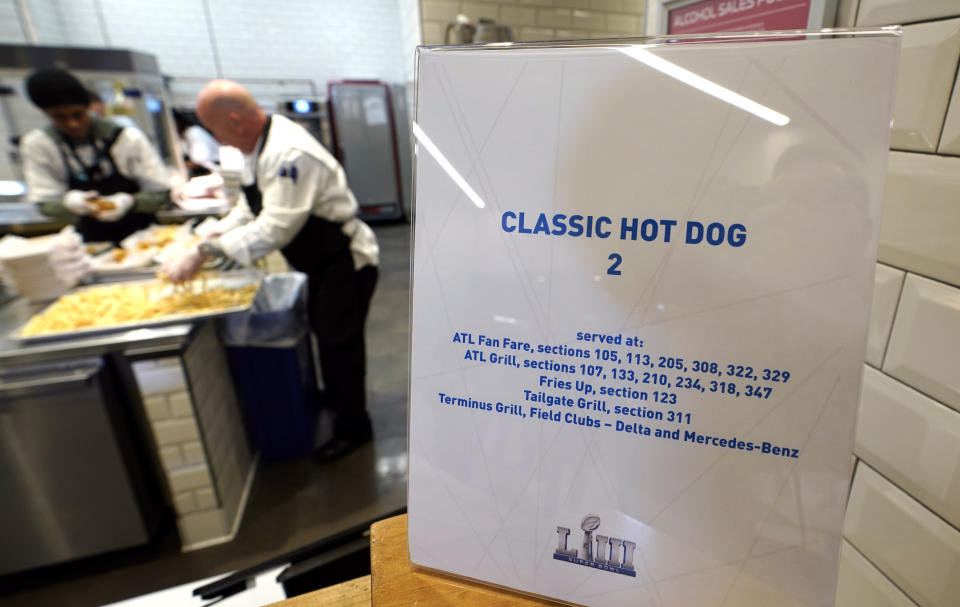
[668,0,813,35]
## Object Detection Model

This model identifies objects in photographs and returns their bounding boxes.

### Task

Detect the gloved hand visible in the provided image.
[50,226,90,287]
[169,181,186,204]
[94,192,135,222]
[178,173,225,202]
[161,245,206,283]
[63,190,98,215]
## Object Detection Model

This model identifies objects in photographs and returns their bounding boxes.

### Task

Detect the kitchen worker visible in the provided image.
[163,80,379,463]
[20,69,171,244]
[173,108,221,177]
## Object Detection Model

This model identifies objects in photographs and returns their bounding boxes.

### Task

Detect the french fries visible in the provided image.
[20,277,257,337]
[88,198,116,211]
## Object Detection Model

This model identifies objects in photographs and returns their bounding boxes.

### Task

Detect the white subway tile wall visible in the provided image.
[97,0,220,79]
[888,19,960,152]
[937,79,960,154]
[878,152,960,286]
[151,417,200,446]
[856,366,960,529]
[538,8,573,28]
[168,391,193,418]
[24,0,66,44]
[133,362,188,397]
[0,0,414,102]
[857,0,960,26]
[173,491,198,516]
[195,487,218,511]
[865,264,905,368]
[167,464,214,494]
[419,0,644,45]
[883,274,960,412]
[182,322,254,544]
[835,541,918,607]
[131,356,224,548]
[845,464,960,607]
[462,1,500,20]
[399,0,423,86]
[53,0,105,47]
[210,0,405,83]
[142,394,172,422]
[176,509,228,548]
[843,5,960,605]
[159,445,184,470]
[0,0,26,44]
[181,441,207,467]
[834,0,861,28]
[131,324,253,551]
[502,6,537,26]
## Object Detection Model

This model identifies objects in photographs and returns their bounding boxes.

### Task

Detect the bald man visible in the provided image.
[164,80,379,463]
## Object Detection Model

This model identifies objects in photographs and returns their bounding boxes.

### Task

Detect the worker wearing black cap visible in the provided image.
[20,68,172,244]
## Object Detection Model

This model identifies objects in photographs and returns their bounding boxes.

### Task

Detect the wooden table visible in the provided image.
[270,514,564,606]
[268,575,370,606]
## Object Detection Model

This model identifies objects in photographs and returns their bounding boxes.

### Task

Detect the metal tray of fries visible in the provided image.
[10,270,263,344]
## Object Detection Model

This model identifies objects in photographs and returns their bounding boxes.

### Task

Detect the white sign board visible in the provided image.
[409,31,899,606]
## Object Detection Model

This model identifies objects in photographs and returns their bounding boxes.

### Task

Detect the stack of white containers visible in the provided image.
[0,227,90,301]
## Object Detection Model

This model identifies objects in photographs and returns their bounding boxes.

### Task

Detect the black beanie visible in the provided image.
[25,69,91,109]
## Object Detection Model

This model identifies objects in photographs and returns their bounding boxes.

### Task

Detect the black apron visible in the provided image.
[53,125,153,244]
[244,116,376,440]
[241,116,351,274]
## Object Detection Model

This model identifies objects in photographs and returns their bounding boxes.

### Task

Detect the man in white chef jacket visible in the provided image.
[20,69,171,244]
[163,80,379,463]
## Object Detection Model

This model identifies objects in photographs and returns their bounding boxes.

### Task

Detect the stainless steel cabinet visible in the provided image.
[0,357,156,575]
[328,81,405,221]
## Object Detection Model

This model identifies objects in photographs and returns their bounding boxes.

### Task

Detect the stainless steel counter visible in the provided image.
[0,201,230,236]
[0,280,257,569]
[0,293,184,574]
[0,202,65,235]
[0,295,193,367]
[0,202,53,225]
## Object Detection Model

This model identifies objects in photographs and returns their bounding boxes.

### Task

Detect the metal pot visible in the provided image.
[445,20,475,44]
[475,19,513,44]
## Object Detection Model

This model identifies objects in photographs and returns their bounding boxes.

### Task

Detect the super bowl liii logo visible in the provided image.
[554,515,636,577]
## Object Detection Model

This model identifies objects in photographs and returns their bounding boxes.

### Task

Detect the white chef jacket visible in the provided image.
[216,114,378,270]
[20,122,170,202]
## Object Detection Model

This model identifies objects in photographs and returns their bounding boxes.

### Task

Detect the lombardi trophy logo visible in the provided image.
[553,515,636,577]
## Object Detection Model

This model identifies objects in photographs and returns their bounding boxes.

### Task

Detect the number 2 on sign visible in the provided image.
[607,253,622,276]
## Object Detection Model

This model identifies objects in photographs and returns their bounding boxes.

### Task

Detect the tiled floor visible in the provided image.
[0,222,411,607]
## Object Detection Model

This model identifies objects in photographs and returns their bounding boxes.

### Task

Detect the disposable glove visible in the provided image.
[161,246,206,283]
[50,226,90,287]
[94,192,135,222]
[183,173,224,199]
[63,190,98,215]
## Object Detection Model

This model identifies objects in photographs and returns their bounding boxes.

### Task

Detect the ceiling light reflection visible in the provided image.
[617,47,790,126]
[412,122,487,209]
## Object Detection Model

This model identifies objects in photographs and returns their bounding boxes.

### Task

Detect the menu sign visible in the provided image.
[668,0,814,34]
[409,33,899,606]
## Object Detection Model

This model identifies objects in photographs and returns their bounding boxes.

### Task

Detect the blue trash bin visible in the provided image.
[220,272,320,460]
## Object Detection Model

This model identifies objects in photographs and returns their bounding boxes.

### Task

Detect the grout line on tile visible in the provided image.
[856,460,960,535]
[868,365,960,420]
[842,535,921,607]
[878,269,908,368]
[873,264,960,297]
[934,46,960,152]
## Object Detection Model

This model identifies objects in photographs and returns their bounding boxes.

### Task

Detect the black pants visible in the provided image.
[307,255,378,440]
